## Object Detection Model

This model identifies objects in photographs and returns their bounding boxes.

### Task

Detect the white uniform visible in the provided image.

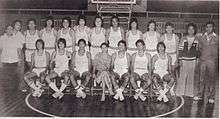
[134,52,149,76]
[0,34,22,63]
[90,27,106,59]
[75,26,89,51]
[163,34,177,65]
[25,30,39,62]
[127,30,142,55]
[41,28,56,55]
[154,53,169,78]
[75,51,89,76]
[144,31,158,56]
[114,52,128,76]
[108,27,122,55]
[32,50,47,76]
[54,50,70,76]
[60,28,73,52]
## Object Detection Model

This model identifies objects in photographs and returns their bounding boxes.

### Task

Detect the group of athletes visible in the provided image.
[0,15,218,103]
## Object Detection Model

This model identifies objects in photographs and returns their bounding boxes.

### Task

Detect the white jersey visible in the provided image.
[41,28,56,54]
[134,52,149,76]
[32,50,47,76]
[164,34,177,65]
[127,30,141,48]
[114,52,128,76]
[75,51,89,75]
[144,31,158,56]
[154,53,169,78]
[90,27,106,59]
[109,27,122,47]
[60,28,73,52]
[54,50,70,76]
[75,25,89,44]
[25,30,40,62]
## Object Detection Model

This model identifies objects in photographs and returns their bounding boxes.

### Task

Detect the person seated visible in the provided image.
[110,40,131,101]
[24,39,50,97]
[45,38,72,99]
[151,42,175,102]
[92,42,114,101]
[130,39,152,101]
[69,39,92,99]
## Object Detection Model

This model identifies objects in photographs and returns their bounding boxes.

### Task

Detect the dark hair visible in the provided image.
[77,15,87,26]
[35,39,45,50]
[78,39,86,46]
[186,23,197,35]
[206,21,215,27]
[147,20,157,31]
[57,38,66,48]
[62,17,71,27]
[117,40,127,47]
[129,17,138,30]
[100,42,109,48]
[13,20,22,28]
[45,16,54,28]
[93,15,103,27]
[27,18,37,29]
[5,24,13,31]
[156,42,166,53]
[135,39,145,46]
[110,15,119,26]
[165,22,174,28]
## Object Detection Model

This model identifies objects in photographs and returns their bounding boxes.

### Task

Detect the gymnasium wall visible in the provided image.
[0,13,219,36]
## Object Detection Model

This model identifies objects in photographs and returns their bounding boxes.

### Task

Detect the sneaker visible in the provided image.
[113,93,119,100]
[139,93,146,101]
[52,92,60,98]
[21,89,28,93]
[193,96,202,101]
[208,99,214,104]
[32,91,38,97]
[101,94,105,101]
[134,93,139,100]
[58,92,64,99]
[76,90,82,98]
[81,91,86,99]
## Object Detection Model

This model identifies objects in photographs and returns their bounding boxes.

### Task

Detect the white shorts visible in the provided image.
[134,69,148,76]
[32,68,46,77]
[54,68,68,76]
[114,68,127,77]
[154,70,168,78]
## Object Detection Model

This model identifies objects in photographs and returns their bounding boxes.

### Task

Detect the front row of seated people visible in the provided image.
[24,38,175,102]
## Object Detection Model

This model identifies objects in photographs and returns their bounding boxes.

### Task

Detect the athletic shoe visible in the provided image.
[193,96,202,101]
[113,93,119,100]
[101,94,105,101]
[32,91,38,97]
[139,93,146,101]
[208,99,214,104]
[58,92,64,99]
[52,92,60,98]
[134,93,139,100]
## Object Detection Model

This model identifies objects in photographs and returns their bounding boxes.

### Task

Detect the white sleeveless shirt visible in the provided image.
[154,53,168,78]
[90,27,106,47]
[75,51,89,75]
[134,52,149,75]
[75,25,89,44]
[54,50,70,70]
[60,28,72,48]
[127,30,141,48]
[144,31,158,51]
[109,27,122,47]
[114,52,128,76]
[34,50,47,68]
[164,34,177,53]
[25,30,39,49]
[41,28,56,49]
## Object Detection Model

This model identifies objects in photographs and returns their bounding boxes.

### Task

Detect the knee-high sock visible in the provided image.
[49,82,60,93]
[60,82,67,92]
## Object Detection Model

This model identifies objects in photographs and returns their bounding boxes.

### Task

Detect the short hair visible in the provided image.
[156,42,166,53]
[93,15,103,27]
[135,39,145,46]
[147,20,157,31]
[110,15,119,26]
[117,40,127,47]
[13,20,22,28]
[27,18,37,29]
[78,39,86,46]
[57,38,66,48]
[77,15,87,26]
[129,17,138,30]
[186,23,197,35]
[100,42,109,48]
[5,24,13,31]
[62,17,71,27]
[206,21,215,27]
[45,16,54,28]
[35,39,45,50]
[165,22,174,28]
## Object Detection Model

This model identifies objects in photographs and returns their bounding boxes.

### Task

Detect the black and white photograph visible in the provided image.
[0,0,219,118]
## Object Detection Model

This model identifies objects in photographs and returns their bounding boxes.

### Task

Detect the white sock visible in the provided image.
[59,83,67,92]
[49,82,60,93]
